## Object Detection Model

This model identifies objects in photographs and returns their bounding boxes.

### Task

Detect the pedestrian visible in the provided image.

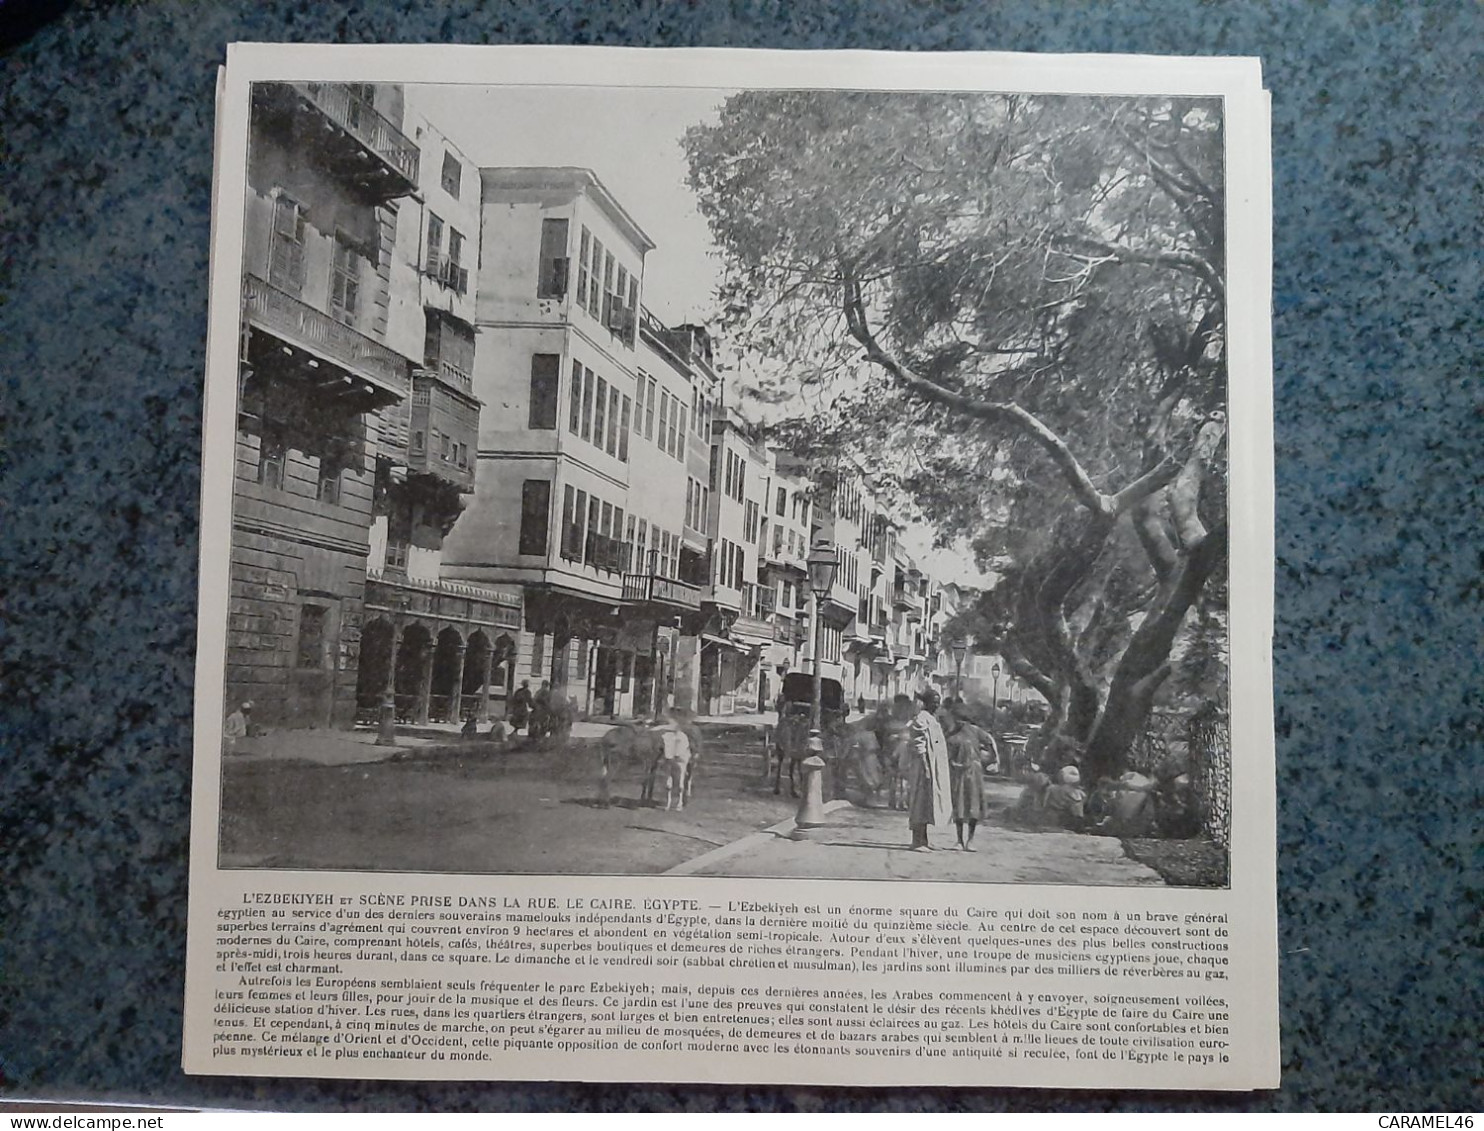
[658,708,695,811]
[460,714,480,740]
[223,701,251,753]
[531,680,553,740]
[1043,765,1088,829]
[905,688,952,851]
[945,713,987,851]
[510,679,533,734]
[885,693,913,809]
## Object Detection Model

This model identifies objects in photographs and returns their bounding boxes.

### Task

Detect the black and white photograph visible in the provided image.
[213,74,1235,889]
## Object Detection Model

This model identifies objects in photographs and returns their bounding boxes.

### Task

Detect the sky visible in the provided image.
[410,84,729,325]
[406,83,992,589]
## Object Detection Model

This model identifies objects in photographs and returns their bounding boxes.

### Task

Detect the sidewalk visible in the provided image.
[669,799,1166,886]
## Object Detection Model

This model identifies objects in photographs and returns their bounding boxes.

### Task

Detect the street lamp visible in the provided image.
[796,539,840,829]
[991,662,1002,729]
[951,637,969,705]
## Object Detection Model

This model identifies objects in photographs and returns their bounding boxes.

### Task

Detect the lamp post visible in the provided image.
[951,637,969,705]
[991,662,1002,729]
[795,539,840,830]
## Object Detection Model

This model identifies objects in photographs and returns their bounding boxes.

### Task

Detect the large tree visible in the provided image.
[685,90,1229,780]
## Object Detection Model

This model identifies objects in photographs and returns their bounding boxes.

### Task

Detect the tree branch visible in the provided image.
[1134,493,1178,582]
[1169,414,1226,549]
[1057,236,1224,303]
[841,268,1112,516]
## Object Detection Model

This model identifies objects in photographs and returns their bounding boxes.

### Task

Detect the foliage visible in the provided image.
[685,90,1230,777]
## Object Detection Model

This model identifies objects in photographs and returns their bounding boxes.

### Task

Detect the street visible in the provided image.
[219,723,1167,886]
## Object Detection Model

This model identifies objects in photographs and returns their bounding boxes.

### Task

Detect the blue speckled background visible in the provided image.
[1,0,1479,1112]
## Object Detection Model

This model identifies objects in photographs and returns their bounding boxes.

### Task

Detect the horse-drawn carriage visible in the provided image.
[770,672,851,795]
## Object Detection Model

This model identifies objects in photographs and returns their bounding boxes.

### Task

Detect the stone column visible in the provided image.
[477,645,494,721]
[377,618,402,746]
[447,639,467,723]
[414,637,434,725]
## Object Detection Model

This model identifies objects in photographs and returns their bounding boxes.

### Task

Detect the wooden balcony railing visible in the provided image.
[292,82,419,186]
[622,572,703,611]
[243,273,410,400]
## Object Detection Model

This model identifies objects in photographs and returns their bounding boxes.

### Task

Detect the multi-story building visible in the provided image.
[229,82,428,730]
[439,167,652,715]
[691,405,772,714]
[352,92,522,728]
[755,453,812,703]
[632,311,719,717]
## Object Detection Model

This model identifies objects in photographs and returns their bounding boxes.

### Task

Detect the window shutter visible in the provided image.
[518,480,551,557]
[528,354,559,430]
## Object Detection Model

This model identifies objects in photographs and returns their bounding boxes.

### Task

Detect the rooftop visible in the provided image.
[479,166,656,254]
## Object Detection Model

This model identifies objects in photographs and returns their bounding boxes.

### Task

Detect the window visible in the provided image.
[616,265,628,326]
[674,407,685,459]
[425,212,444,273]
[578,228,591,313]
[593,376,608,446]
[589,237,604,314]
[440,151,461,198]
[607,384,620,456]
[411,429,425,454]
[528,354,559,430]
[295,604,328,669]
[568,361,584,434]
[776,486,787,517]
[532,634,545,676]
[385,539,409,572]
[561,485,578,559]
[744,500,760,543]
[445,228,466,293]
[624,515,636,570]
[537,218,569,299]
[619,395,631,462]
[602,251,615,325]
[518,480,552,556]
[574,489,589,558]
[269,193,305,293]
[256,428,286,490]
[657,391,669,453]
[626,277,639,346]
[645,378,657,440]
[636,522,648,573]
[329,236,362,326]
[586,497,600,564]
[316,456,341,505]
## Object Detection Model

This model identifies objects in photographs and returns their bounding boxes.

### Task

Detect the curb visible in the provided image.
[663,798,854,877]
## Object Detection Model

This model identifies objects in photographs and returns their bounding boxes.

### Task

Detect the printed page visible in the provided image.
[185,44,1276,1089]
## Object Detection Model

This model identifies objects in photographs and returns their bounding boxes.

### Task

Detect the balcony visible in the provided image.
[622,572,703,612]
[434,358,472,396]
[406,372,479,491]
[243,273,410,405]
[256,82,419,201]
[365,570,522,631]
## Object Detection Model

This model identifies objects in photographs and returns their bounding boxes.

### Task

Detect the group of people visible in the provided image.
[870,688,994,853]
[456,678,575,745]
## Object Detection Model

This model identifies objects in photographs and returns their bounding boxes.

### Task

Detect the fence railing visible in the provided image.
[244,273,410,398]
[293,82,419,184]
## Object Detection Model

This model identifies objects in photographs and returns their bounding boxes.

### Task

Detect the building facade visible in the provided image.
[229,82,427,730]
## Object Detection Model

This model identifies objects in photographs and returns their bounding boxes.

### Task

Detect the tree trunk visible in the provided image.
[1081,523,1228,782]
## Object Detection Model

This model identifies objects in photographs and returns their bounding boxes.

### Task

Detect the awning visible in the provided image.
[701,632,751,653]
